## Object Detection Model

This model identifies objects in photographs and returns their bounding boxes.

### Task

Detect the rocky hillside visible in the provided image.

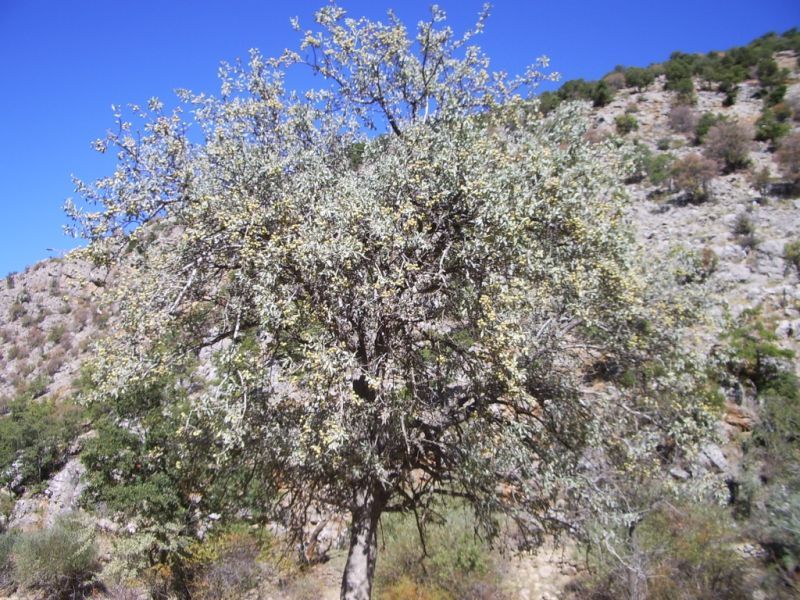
[1,33,799,600]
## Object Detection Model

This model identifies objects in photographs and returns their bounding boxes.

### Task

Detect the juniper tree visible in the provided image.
[67,6,672,599]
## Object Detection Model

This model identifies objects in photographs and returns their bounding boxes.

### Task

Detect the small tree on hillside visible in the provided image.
[776,131,800,186]
[668,104,697,135]
[703,120,752,172]
[66,6,699,599]
[671,153,719,201]
[624,66,655,92]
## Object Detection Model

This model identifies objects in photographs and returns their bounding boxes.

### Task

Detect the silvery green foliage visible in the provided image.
[66,4,713,586]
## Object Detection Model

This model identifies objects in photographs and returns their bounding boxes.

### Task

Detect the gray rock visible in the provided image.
[669,466,691,481]
[758,239,785,258]
[700,443,730,474]
[723,263,752,283]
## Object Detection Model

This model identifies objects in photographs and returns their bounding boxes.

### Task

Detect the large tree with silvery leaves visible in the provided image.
[67,5,656,598]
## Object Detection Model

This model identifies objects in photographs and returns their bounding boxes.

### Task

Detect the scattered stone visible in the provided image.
[700,443,730,474]
[669,466,691,480]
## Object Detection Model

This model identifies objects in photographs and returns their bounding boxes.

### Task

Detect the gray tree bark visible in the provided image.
[340,487,384,600]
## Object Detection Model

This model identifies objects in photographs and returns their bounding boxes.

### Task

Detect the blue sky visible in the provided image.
[0,0,797,277]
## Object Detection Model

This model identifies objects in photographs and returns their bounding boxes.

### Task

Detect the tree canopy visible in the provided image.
[66,5,704,599]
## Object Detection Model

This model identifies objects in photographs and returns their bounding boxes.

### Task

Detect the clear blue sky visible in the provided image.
[0,0,797,277]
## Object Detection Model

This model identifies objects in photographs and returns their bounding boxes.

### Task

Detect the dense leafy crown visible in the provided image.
[65,4,676,562]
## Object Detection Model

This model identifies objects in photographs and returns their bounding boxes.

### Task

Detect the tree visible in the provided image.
[702,120,752,172]
[624,66,655,92]
[776,132,800,186]
[671,153,719,202]
[67,6,672,599]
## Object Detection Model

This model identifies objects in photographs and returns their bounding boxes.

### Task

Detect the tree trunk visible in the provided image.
[340,487,384,600]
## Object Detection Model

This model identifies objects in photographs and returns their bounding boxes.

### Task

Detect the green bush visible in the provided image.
[755,110,790,145]
[694,112,726,145]
[592,80,614,107]
[670,77,696,105]
[13,514,98,599]
[646,152,674,186]
[726,318,800,594]
[725,308,795,389]
[733,212,760,250]
[80,370,274,593]
[375,505,506,600]
[624,66,655,91]
[614,114,638,135]
[756,57,784,88]
[733,211,756,235]
[784,240,800,274]
[47,323,66,345]
[0,395,83,490]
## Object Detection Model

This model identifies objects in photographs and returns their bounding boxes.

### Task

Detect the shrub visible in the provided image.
[784,240,800,274]
[766,84,788,108]
[47,323,66,345]
[0,395,83,489]
[733,211,756,236]
[673,246,718,284]
[671,153,718,201]
[27,326,45,349]
[776,132,800,185]
[786,93,800,122]
[375,505,506,600]
[757,57,785,88]
[624,66,655,91]
[0,530,17,590]
[656,137,671,151]
[603,71,625,91]
[671,77,696,105]
[751,166,772,196]
[646,152,674,186]
[45,348,66,376]
[772,102,792,122]
[694,112,725,145]
[668,104,697,134]
[592,80,614,107]
[577,502,750,600]
[13,514,98,599]
[703,120,752,172]
[726,320,800,593]
[9,302,25,321]
[721,80,739,106]
[614,113,638,135]
[733,212,759,249]
[755,110,790,145]
[188,525,269,600]
[5,273,15,289]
